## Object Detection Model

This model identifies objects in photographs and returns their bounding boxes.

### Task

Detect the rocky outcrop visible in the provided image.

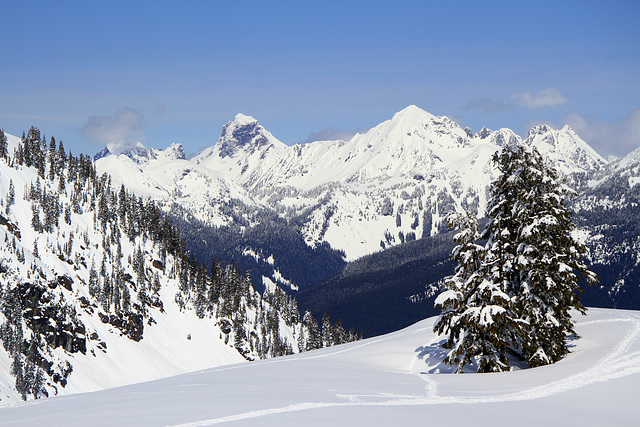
[98,311,144,342]
[19,282,87,354]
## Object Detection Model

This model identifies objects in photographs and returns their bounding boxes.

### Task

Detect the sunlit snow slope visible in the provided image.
[1,308,638,426]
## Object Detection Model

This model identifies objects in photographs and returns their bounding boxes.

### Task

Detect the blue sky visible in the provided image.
[1,0,638,157]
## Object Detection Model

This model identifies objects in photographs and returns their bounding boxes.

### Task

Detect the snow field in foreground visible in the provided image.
[1,308,639,426]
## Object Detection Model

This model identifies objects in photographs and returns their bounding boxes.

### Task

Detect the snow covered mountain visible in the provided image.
[193,113,288,186]
[570,146,640,308]
[522,124,606,175]
[96,106,607,279]
[296,140,638,338]
[2,308,639,426]
[0,128,355,404]
[193,106,604,191]
[94,141,256,228]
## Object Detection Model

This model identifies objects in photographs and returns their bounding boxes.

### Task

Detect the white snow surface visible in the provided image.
[1,308,638,426]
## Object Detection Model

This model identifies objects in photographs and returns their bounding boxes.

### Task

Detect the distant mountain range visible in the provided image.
[92,105,639,336]
[93,106,608,287]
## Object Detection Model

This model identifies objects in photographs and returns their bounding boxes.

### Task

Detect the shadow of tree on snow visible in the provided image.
[414,339,478,374]
[415,338,532,373]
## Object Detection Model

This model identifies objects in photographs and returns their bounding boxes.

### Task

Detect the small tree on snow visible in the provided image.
[0,129,8,160]
[434,144,597,372]
[6,179,15,214]
[303,311,322,351]
[321,312,333,347]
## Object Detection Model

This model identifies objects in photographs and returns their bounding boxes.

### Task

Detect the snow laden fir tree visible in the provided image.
[434,144,598,373]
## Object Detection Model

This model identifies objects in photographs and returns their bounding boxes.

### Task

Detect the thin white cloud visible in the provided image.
[511,88,567,108]
[463,97,513,113]
[81,108,146,150]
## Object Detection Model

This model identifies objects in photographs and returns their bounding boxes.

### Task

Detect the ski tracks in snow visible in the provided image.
[169,314,640,426]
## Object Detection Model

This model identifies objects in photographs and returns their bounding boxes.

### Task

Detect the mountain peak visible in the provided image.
[396,104,426,114]
[233,113,258,125]
[151,142,186,161]
[94,142,151,164]
[216,114,285,159]
[476,126,493,139]
[524,123,606,173]
[528,123,554,136]
[391,105,435,123]
[382,106,466,139]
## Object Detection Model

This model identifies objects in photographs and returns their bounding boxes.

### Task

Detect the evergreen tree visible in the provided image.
[11,354,26,400]
[32,367,45,399]
[151,273,161,297]
[434,144,597,372]
[233,316,247,352]
[194,267,207,319]
[57,139,66,170]
[6,179,15,214]
[64,204,71,225]
[102,273,112,312]
[0,129,8,160]
[321,312,333,347]
[67,152,77,184]
[33,238,39,259]
[303,310,322,351]
[31,202,42,233]
[89,261,100,298]
[97,193,109,230]
[348,326,359,342]
[484,144,597,366]
[34,132,46,178]
[113,281,122,312]
[117,185,127,225]
[48,137,57,180]
[208,257,221,303]
[23,127,39,167]
[332,317,346,345]
[57,169,66,193]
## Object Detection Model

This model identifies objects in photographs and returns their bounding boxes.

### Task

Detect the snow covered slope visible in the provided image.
[0,137,247,401]
[1,308,638,426]
[96,106,608,266]
[592,145,640,188]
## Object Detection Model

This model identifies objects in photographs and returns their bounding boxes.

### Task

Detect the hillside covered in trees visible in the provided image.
[0,127,359,403]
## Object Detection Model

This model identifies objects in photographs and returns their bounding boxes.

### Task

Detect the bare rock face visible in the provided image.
[217,114,273,158]
[98,311,144,342]
[18,282,87,354]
